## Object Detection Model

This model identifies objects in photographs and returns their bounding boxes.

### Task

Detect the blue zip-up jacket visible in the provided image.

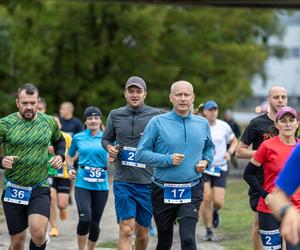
[136,110,215,184]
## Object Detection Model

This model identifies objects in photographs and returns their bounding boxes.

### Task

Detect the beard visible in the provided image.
[20,109,36,120]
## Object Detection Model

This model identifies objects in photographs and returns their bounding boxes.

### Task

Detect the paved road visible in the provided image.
[0,183,225,250]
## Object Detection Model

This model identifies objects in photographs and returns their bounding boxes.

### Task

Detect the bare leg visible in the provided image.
[118,218,135,250]
[135,222,149,250]
[77,234,88,250]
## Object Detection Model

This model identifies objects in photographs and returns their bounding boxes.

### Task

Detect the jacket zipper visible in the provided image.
[183,118,187,142]
[131,113,135,137]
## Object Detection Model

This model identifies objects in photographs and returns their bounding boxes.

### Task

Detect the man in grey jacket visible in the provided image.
[102,76,161,250]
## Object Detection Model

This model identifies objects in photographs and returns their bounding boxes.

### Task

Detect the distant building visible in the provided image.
[235,13,300,124]
[252,11,300,108]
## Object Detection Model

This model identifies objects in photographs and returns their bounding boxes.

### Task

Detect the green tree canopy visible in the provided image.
[0,1,284,118]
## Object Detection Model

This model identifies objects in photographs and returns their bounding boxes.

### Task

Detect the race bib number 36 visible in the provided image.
[164,183,191,204]
[83,167,105,183]
[121,147,146,169]
[4,182,32,205]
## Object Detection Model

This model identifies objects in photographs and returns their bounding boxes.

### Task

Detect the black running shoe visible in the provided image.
[203,228,214,241]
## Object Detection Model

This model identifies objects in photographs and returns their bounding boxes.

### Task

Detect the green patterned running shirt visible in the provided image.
[0,112,62,187]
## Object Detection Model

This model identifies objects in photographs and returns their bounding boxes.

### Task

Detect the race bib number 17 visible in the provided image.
[164,183,192,204]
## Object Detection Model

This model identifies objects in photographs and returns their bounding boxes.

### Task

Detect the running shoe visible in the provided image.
[45,231,51,244]
[203,228,213,241]
[59,209,68,220]
[49,227,59,237]
[212,210,221,228]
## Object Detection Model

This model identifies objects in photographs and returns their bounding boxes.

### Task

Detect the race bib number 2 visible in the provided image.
[259,229,281,250]
[164,183,191,204]
[4,182,32,205]
[121,147,146,169]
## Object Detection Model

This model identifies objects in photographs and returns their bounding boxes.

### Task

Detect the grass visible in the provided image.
[97,241,118,248]
[219,178,253,250]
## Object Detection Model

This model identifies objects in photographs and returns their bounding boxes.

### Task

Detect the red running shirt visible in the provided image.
[254,135,300,213]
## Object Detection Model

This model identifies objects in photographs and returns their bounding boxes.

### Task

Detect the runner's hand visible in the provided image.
[2,156,19,169]
[196,160,208,173]
[224,152,231,161]
[281,206,300,245]
[108,156,115,163]
[108,144,119,159]
[172,153,185,165]
[69,169,76,180]
[48,145,54,154]
[48,155,63,169]
[265,193,272,206]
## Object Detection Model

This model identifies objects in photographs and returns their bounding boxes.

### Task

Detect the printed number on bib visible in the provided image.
[204,165,221,177]
[259,229,281,250]
[121,147,145,168]
[4,182,32,205]
[83,167,105,183]
[164,183,191,204]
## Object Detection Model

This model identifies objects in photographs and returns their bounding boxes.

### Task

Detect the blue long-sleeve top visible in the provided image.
[68,129,109,191]
[136,110,215,184]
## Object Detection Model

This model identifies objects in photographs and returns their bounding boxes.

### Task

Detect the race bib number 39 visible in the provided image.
[83,167,105,183]
[164,183,192,204]
[4,182,32,205]
[121,147,146,169]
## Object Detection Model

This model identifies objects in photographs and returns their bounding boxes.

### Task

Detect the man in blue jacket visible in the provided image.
[136,80,215,250]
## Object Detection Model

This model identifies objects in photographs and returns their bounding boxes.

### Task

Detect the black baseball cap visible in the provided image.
[83,106,102,120]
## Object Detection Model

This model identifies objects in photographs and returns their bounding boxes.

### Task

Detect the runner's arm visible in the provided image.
[52,135,66,162]
[236,141,256,159]
[269,189,300,245]
[101,113,116,150]
[243,160,268,198]
[0,119,9,169]
[201,123,215,167]
[136,119,173,168]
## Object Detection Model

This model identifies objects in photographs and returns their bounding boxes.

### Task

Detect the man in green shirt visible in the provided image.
[0,83,66,250]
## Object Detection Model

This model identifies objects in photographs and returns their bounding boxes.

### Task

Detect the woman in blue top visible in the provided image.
[68,106,108,250]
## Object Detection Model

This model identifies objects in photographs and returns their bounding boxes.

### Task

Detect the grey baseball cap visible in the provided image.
[125,76,147,90]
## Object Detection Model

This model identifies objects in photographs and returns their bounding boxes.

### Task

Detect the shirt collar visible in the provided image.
[171,109,192,120]
[85,129,102,137]
[126,104,146,113]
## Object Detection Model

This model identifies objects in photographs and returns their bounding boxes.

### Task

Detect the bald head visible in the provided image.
[169,80,195,116]
[60,101,75,119]
[268,85,288,115]
[268,86,287,97]
[171,81,194,94]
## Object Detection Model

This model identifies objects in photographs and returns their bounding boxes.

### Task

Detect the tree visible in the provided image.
[0,1,284,117]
